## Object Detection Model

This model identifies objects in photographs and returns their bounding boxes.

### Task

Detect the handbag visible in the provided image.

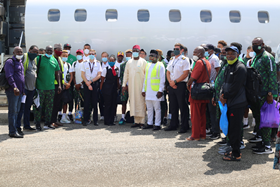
[74,93,84,124]
[191,59,214,100]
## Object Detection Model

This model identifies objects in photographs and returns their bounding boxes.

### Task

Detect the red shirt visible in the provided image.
[189,58,211,103]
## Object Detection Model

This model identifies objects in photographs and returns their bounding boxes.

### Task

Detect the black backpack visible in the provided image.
[245,67,262,104]
[0,58,15,91]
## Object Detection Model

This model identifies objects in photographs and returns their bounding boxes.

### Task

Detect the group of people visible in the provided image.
[4,37,280,162]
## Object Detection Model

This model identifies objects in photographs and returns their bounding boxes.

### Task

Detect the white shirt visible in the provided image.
[102,62,109,70]
[208,54,221,82]
[70,61,84,86]
[164,58,169,65]
[167,55,190,82]
[83,55,90,61]
[101,65,120,78]
[81,60,102,81]
[142,62,166,101]
[63,62,71,83]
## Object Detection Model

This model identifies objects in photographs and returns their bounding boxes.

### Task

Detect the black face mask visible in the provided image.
[253,45,263,53]
[220,55,227,61]
[28,52,38,61]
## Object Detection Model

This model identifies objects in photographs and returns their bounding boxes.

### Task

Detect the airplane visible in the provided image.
[24,0,280,59]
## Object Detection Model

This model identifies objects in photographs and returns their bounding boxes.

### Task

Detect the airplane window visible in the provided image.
[138,10,149,22]
[169,10,181,22]
[229,11,241,23]
[200,10,212,22]
[48,9,60,22]
[75,9,87,22]
[106,9,118,22]
[258,11,269,23]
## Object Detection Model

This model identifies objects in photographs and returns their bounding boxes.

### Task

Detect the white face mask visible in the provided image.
[193,55,199,61]
[16,55,23,60]
[249,52,255,58]
[84,49,89,55]
[67,50,70,55]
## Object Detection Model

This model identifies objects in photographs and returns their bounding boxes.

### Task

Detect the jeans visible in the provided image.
[6,90,22,134]
[16,89,35,129]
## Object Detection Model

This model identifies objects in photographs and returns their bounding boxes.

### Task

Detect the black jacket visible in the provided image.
[222,60,247,108]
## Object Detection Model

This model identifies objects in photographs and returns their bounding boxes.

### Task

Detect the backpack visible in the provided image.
[0,58,15,91]
[245,67,262,104]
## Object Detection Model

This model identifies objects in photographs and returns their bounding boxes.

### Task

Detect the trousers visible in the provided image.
[190,102,207,139]
[51,85,63,123]
[146,100,161,126]
[83,82,98,123]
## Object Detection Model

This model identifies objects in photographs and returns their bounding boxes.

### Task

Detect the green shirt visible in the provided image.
[243,57,252,65]
[214,61,228,102]
[36,55,60,90]
[252,50,278,97]
[238,56,245,64]
[67,54,77,65]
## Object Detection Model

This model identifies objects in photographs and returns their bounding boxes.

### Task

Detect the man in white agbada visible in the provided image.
[122,45,147,127]
[142,50,165,131]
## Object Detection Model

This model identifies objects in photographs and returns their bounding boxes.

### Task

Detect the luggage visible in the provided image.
[74,94,84,124]
[260,100,280,129]
[0,58,14,91]
[245,67,262,105]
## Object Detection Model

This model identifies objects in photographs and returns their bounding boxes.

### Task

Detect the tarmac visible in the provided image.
[0,107,279,187]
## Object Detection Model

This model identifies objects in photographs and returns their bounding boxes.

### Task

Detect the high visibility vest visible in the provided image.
[23,53,37,76]
[144,62,162,92]
[54,56,65,85]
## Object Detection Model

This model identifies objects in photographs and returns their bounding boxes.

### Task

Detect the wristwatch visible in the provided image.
[268,92,272,96]
[174,80,177,84]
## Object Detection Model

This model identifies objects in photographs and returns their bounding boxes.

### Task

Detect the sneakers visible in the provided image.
[36,124,42,131]
[43,125,49,129]
[114,116,118,122]
[167,114,172,120]
[119,118,126,125]
[218,138,227,146]
[60,116,71,124]
[219,145,230,151]
[100,116,104,121]
[210,133,220,140]
[218,146,232,155]
[206,128,211,134]
[240,141,246,150]
[243,124,250,129]
[253,146,274,154]
[251,142,264,151]
[248,136,262,143]
[68,114,74,122]
[206,131,212,137]
[58,114,62,122]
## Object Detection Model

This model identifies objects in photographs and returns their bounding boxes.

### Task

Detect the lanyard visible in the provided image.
[89,62,94,73]
[172,57,180,72]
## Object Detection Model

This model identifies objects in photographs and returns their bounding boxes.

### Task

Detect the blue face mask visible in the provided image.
[182,52,185,56]
[132,52,139,58]
[126,57,131,61]
[89,55,96,60]
[108,62,115,67]
[77,55,83,60]
[45,54,52,58]
[204,51,209,57]
[62,57,68,62]
[102,57,108,62]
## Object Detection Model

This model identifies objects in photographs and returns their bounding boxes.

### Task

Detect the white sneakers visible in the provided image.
[60,115,71,124]
[100,116,104,121]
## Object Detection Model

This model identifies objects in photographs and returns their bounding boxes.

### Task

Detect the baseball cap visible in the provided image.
[64,43,71,48]
[117,51,124,56]
[225,46,239,54]
[76,49,84,54]
[125,49,132,53]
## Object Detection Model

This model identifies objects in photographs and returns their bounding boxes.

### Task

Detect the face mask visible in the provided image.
[102,57,108,62]
[220,55,227,61]
[193,55,199,61]
[16,55,23,60]
[204,51,209,57]
[173,50,180,56]
[249,51,256,58]
[45,54,52,58]
[126,57,131,61]
[108,62,115,67]
[67,50,70,55]
[132,52,139,58]
[227,57,238,65]
[28,52,38,61]
[89,55,96,60]
[253,45,262,53]
[62,57,68,62]
[55,50,62,56]
[77,55,83,61]
[84,49,89,55]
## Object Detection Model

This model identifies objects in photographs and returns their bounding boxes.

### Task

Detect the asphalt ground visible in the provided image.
[0,108,279,187]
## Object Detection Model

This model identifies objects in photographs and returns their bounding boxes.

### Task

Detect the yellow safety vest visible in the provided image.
[23,53,37,76]
[144,62,162,92]
[54,56,65,85]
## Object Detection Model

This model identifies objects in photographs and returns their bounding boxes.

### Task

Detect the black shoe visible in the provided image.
[210,133,220,140]
[23,127,36,131]
[218,138,227,145]
[16,128,24,136]
[108,123,116,126]
[164,126,177,131]
[206,131,213,137]
[47,125,55,129]
[68,114,74,122]
[94,122,99,126]
[162,118,167,126]
[153,126,161,131]
[131,124,141,128]
[82,122,87,126]
[36,124,42,131]
[58,114,62,122]
[143,125,153,129]
[9,133,23,138]
[178,129,187,134]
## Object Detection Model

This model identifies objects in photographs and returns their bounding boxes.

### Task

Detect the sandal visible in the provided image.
[55,122,63,126]
[186,136,200,141]
[223,154,241,161]
[224,152,242,156]
[51,123,59,128]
